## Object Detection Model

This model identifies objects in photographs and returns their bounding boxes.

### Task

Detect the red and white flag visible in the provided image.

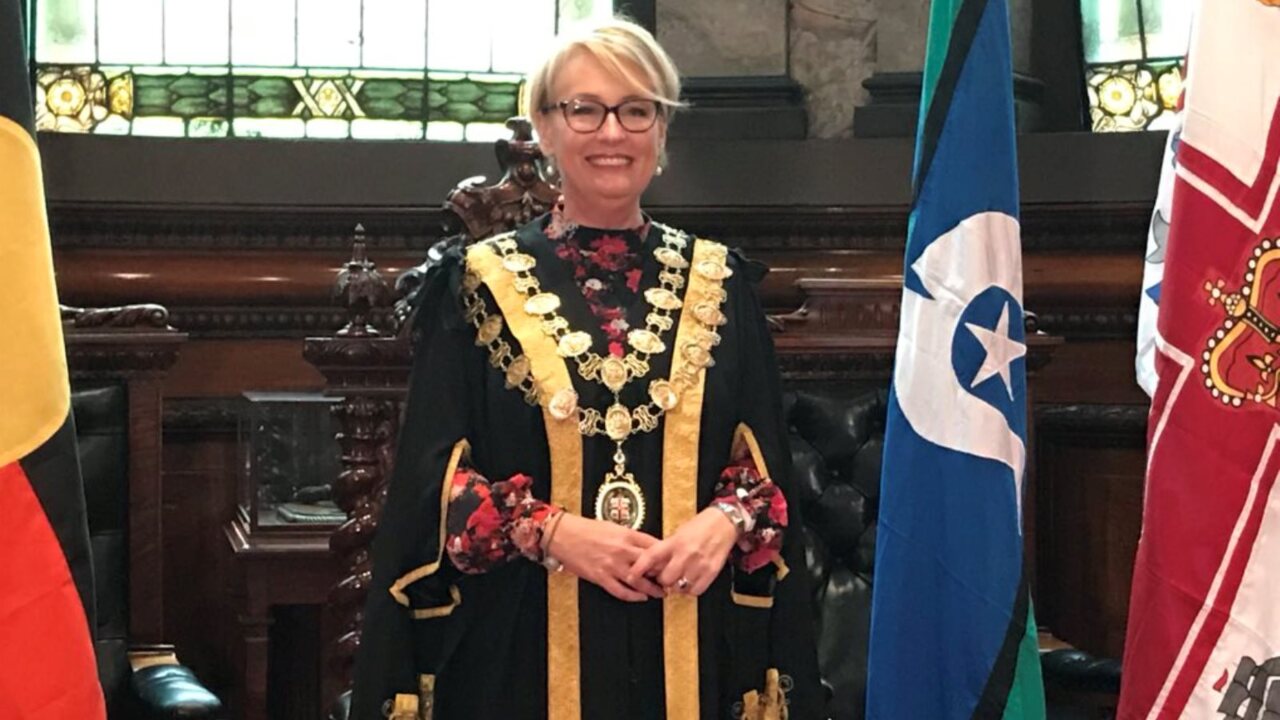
[1119,1,1280,718]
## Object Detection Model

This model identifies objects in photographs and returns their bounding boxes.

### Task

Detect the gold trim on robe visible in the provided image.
[468,241,584,720]
[390,439,471,607]
[661,237,728,720]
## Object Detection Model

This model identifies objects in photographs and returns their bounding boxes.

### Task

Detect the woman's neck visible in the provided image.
[558,195,644,229]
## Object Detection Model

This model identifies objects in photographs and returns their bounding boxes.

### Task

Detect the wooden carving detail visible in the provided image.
[442,117,560,242]
[61,303,170,329]
[394,116,558,335]
[303,224,407,708]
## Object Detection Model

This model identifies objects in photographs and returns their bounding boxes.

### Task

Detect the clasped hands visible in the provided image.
[545,509,739,602]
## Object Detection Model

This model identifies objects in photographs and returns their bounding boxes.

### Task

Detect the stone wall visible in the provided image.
[657,0,1038,139]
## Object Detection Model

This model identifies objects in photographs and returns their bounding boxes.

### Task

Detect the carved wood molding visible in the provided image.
[61,303,171,329]
[1035,403,1149,447]
[65,330,186,378]
[47,202,1151,254]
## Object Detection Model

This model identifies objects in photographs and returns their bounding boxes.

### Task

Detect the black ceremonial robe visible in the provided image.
[350,216,821,720]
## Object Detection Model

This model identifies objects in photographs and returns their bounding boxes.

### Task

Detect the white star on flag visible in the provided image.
[965,301,1027,400]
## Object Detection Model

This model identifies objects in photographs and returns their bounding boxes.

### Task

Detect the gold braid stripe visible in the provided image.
[466,241,584,720]
[662,238,729,720]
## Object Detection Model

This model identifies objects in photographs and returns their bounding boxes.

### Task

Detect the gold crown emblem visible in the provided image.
[1202,237,1280,407]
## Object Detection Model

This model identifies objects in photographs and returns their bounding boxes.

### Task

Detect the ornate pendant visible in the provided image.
[594,471,646,530]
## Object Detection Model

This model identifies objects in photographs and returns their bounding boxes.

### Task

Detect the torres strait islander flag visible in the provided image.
[865,0,1046,717]
[0,0,107,717]
[1118,0,1280,718]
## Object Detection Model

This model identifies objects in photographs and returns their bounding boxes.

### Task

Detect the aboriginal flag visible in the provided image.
[0,0,107,716]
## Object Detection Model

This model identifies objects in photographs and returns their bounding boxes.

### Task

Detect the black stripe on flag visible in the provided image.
[971,569,1031,719]
[912,0,992,207]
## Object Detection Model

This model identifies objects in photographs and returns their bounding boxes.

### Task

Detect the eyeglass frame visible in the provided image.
[538,97,665,134]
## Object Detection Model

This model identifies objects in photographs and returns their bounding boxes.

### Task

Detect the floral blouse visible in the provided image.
[444,204,787,575]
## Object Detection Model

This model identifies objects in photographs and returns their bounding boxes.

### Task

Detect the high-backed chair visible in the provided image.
[312,120,1114,719]
[64,304,224,719]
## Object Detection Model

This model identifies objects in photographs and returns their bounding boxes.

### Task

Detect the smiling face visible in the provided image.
[534,50,666,226]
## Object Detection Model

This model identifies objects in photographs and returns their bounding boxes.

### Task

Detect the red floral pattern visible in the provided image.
[445,467,559,574]
[544,201,649,357]
[715,457,788,573]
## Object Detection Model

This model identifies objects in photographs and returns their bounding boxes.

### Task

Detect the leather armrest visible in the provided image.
[1041,648,1123,695]
[130,648,224,719]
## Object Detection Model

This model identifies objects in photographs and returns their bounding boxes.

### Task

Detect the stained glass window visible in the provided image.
[1081,0,1191,132]
[32,0,613,140]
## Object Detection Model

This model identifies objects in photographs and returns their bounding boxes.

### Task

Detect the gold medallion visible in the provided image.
[548,388,579,420]
[694,329,722,349]
[694,259,732,281]
[693,303,728,327]
[502,253,536,273]
[654,247,689,269]
[658,270,686,289]
[476,314,504,344]
[557,331,593,357]
[682,342,714,368]
[524,292,561,316]
[649,380,679,411]
[628,329,666,355]
[605,403,633,441]
[646,312,674,332]
[505,355,530,388]
[594,473,646,530]
[644,287,683,311]
[600,356,629,392]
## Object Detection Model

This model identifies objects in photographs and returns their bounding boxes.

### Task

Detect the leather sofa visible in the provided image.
[73,382,224,719]
[786,387,1120,719]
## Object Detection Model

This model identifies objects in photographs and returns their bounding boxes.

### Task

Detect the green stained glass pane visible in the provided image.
[298,0,361,68]
[428,0,492,71]
[307,119,350,138]
[1081,0,1139,63]
[35,0,97,63]
[1139,0,1192,59]
[558,0,612,28]
[164,0,230,65]
[426,121,465,141]
[232,0,296,67]
[363,0,426,70]
[131,116,187,136]
[98,0,163,64]
[492,0,556,73]
[351,119,424,140]
[234,118,306,138]
[189,117,231,137]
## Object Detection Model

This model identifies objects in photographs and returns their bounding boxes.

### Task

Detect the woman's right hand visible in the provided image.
[546,513,665,601]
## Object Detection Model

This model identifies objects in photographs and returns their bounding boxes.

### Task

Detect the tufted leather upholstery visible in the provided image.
[785,388,885,720]
[785,387,1120,720]
[73,383,224,719]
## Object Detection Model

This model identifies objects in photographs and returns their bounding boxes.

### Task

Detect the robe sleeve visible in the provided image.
[728,250,826,718]
[349,249,481,720]
[444,466,559,573]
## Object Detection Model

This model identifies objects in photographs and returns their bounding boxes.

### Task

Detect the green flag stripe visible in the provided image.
[912,0,991,205]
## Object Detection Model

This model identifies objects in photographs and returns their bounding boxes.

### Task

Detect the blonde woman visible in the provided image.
[352,18,820,720]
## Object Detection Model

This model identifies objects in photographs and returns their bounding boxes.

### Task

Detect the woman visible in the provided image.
[352,19,821,720]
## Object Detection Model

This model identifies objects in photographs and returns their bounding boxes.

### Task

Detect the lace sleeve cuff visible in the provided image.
[714,459,789,574]
[444,467,559,574]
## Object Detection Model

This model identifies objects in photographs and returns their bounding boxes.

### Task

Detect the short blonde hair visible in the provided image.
[521,18,684,120]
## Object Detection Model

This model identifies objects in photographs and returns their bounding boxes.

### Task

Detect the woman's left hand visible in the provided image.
[625,507,738,596]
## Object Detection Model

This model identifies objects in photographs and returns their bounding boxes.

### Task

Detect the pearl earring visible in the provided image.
[655,164,664,176]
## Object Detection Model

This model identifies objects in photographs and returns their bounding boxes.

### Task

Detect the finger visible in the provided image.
[624,572,665,599]
[690,567,718,597]
[603,577,648,603]
[627,543,673,585]
[657,553,689,589]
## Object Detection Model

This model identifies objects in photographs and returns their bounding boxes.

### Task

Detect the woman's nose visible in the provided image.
[597,111,626,140]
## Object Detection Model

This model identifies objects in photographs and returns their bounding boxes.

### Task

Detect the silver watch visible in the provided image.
[713,501,753,536]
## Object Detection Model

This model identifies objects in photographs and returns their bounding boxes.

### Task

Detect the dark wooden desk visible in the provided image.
[224,514,343,720]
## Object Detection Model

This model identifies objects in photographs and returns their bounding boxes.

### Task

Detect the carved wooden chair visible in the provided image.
[63,304,224,719]
[304,117,559,717]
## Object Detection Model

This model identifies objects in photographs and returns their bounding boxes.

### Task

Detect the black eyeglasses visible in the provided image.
[540,97,663,133]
